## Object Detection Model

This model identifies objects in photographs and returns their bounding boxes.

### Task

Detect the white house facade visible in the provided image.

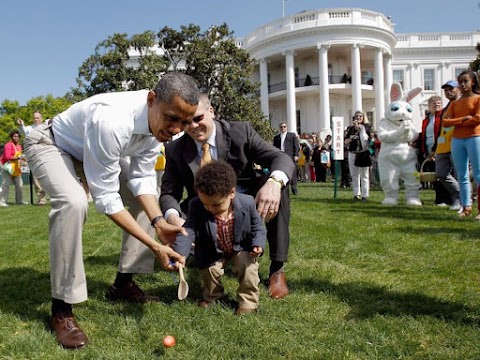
[236,8,480,137]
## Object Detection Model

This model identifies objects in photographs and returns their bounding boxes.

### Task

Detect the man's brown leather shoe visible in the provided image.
[105,281,160,303]
[268,271,289,299]
[50,312,88,349]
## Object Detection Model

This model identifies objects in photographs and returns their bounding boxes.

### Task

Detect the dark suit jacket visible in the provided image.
[161,119,296,216]
[273,132,299,159]
[161,119,295,263]
[173,193,266,269]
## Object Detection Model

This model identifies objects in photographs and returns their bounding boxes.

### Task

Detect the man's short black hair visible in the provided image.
[153,72,200,106]
[195,161,236,197]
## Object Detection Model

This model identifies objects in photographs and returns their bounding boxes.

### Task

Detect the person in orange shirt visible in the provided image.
[443,70,480,219]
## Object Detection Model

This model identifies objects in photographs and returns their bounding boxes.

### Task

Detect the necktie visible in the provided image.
[200,142,212,167]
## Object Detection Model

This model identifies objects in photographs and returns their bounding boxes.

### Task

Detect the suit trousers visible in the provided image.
[24,124,156,304]
[238,176,291,264]
[200,251,260,309]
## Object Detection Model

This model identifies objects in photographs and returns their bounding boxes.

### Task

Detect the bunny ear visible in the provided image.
[390,82,403,102]
[405,87,423,103]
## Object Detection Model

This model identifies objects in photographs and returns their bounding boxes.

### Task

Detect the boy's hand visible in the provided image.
[250,246,263,258]
[168,256,187,271]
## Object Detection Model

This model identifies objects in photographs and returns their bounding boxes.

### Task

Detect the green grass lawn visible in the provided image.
[0,182,480,359]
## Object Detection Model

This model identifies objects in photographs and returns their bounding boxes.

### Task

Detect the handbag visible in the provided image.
[354,149,372,167]
[2,161,14,175]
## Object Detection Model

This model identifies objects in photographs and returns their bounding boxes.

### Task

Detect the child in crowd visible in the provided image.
[173,161,266,315]
[443,70,480,219]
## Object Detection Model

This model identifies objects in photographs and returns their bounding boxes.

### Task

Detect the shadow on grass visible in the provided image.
[0,266,188,323]
[396,225,480,241]
[294,277,480,326]
[0,267,50,321]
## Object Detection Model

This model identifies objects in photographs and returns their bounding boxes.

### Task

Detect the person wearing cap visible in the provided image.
[433,80,461,210]
[418,95,451,206]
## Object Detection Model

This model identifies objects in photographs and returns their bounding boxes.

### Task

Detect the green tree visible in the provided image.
[75,31,168,98]
[470,42,480,74]
[0,95,72,144]
[158,24,273,140]
[74,24,272,140]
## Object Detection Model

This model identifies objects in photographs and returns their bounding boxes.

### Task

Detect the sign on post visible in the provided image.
[332,117,344,199]
[332,117,344,160]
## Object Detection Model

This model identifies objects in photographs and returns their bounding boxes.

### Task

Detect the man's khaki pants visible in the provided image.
[24,124,156,304]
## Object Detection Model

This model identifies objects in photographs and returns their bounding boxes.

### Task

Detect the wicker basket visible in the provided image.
[419,159,436,183]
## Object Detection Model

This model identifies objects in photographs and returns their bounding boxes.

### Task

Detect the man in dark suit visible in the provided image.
[160,94,296,299]
[273,121,300,195]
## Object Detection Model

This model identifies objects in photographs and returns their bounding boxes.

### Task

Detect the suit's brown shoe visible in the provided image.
[105,281,160,303]
[268,270,289,299]
[50,312,88,349]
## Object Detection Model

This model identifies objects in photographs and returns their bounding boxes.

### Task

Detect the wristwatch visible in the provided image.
[267,175,285,190]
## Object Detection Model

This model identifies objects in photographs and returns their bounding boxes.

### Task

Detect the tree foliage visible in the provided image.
[0,95,72,144]
[74,24,273,139]
[158,24,273,139]
[75,31,169,98]
[470,42,480,74]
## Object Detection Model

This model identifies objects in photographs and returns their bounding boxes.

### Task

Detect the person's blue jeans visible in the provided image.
[451,136,480,207]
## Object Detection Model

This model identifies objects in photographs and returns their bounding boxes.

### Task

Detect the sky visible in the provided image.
[1,0,479,105]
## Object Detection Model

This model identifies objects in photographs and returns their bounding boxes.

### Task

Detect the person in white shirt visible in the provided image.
[23,72,199,349]
[17,111,44,136]
[17,111,47,204]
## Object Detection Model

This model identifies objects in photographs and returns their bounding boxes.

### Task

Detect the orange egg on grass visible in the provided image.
[163,335,176,348]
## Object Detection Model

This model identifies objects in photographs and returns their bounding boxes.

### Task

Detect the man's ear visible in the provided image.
[147,90,156,107]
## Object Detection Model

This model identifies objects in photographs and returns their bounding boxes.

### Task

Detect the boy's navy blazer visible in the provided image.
[173,192,266,269]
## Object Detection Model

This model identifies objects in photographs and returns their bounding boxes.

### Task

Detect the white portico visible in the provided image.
[238,8,479,135]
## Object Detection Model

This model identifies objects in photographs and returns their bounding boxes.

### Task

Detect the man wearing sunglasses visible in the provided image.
[160,93,295,300]
[273,121,300,195]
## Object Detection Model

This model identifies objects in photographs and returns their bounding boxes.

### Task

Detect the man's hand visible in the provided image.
[255,180,281,223]
[154,218,187,246]
[153,244,185,270]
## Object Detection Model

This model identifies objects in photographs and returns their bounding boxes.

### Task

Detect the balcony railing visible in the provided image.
[268,74,374,93]
[239,8,393,50]
[395,32,480,48]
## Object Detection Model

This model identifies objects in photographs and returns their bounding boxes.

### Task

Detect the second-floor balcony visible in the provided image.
[268,74,375,93]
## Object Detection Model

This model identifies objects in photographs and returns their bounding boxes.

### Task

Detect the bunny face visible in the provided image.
[385,82,423,125]
[385,100,414,124]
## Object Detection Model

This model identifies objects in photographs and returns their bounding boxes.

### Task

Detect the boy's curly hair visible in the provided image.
[195,160,236,197]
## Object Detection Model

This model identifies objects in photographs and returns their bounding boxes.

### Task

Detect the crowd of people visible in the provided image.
[0,70,479,350]
[289,71,480,211]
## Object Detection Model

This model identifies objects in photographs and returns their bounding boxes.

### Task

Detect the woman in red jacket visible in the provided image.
[0,130,27,206]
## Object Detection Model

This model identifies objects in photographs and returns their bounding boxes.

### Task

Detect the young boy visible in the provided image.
[173,161,266,315]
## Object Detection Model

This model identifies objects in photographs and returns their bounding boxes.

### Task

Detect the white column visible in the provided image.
[384,52,392,108]
[317,44,330,132]
[351,43,362,112]
[409,63,420,90]
[285,50,297,133]
[374,48,385,130]
[259,59,269,117]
